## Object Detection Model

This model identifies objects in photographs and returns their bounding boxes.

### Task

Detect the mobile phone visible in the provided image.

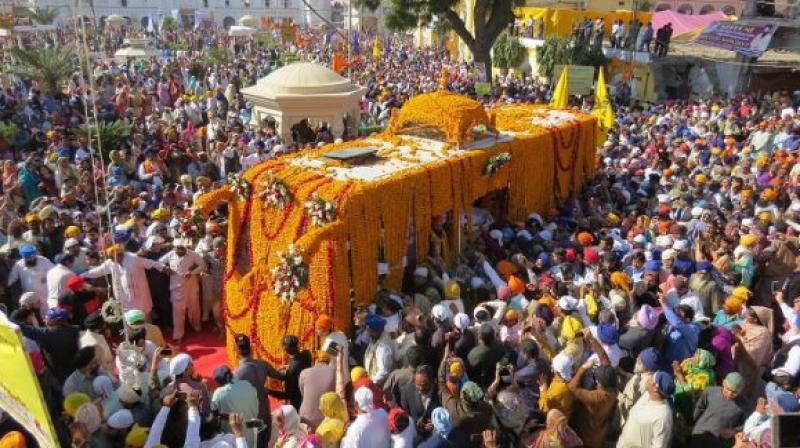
[245,418,264,429]
[327,341,339,353]
[772,281,780,294]
[175,391,187,400]
[161,347,172,357]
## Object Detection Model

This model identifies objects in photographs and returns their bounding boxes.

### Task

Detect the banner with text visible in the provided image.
[554,65,595,96]
[695,21,777,57]
[0,312,59,447]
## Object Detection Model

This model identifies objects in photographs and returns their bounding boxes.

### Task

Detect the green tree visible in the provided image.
[356,0,524,78]
[161,16,177,30]
[492,31,524,71]
[27,6,58,25]
[78,120,132,159]
[5,46,77,94]
[536,35,607,79]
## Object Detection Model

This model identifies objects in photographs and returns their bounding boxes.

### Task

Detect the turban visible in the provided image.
[507,275,524,295]
[453,313,470,331]
[0,431,25,448]
[431,304,452,322]
[724,296,744,315]
[639,348,660,371]
[778,392,800,412]
[431,407,452,438]
[105,244,124,257]
[696,261,713,272]
[460,381,484,403]
[180,174,192,183]
[504,309,520,323]
[731,286,752,301]
[315,314,333,331]
[552,353,574,380]
[125,425,149,447]
[606,212,620,225]
[444,280,461,299]
[67,275,85,292]
[637,304,659,330]
[196,176,211,186]
[64,392,91,417]
[645,260,662,272]
[38,205,54,221]
[577,231,594,245]
[763,188,777,201]
[497,260,517,277]
[597,323,619,345]
[610,271,631,291]
[653,371,675,397]
[723,372,745,393]
[365,314,387,332]
[558,295,578,311]
[169,353,192,377]
[92,375,114,398]
[354,386,374,413]
[150,208,170,220]
[695,173,707,184]
[18,244,37,258]
[350,366,367,383]
[64,238,80,249]
[124,309,146,326]
[387,408,409,433]
[64,225,81,238]
[24,212,38,224]
[413,266,429,278]
[449,361,463,377]
[107,409,134,430]
[74,403,102,434]
[118,384,142,404]
[583,247,599,264]
[759,211,772,222]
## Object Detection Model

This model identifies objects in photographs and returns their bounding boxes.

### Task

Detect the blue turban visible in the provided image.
[778,392,800,412]
[18,244,37,258]
[57,149,71,158]
[672,258,695,276]
[431,407,452,438]
[537,252,551,269]
[696,261,713,272]
[644,260,662,272]
[639,348,660,371]
[112,228,132,244]
[651,248,662,261]
[501,227,515,240]
[653,371,675,397]
[46,307,70,321]
[597,323,619,345]
[365,314,386,332]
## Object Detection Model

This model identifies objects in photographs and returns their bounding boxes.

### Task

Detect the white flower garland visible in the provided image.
[304,193,336,227]
[271,244,308,302]
[259,170,293,209]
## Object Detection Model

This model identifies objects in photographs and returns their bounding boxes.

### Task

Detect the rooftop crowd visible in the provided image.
[1,21,800,448]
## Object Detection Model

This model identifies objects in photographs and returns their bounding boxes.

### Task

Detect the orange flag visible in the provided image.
[332,53,345,74]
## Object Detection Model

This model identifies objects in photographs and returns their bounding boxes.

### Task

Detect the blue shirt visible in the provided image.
[662,305,700,368]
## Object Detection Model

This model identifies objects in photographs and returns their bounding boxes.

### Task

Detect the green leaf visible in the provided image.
[5,46,78,94]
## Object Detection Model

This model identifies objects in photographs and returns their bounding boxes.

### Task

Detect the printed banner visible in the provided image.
[0,312,59,448]
[554,65,595,96]
[695,21,777,57]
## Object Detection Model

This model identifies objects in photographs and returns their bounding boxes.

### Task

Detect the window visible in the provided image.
[699,4,715,13]
[283,0,290,8]
[244,0,250,7]
[265,0,270,7]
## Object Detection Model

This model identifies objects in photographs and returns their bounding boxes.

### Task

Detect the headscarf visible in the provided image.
[275,404,305,446]
[527,409,582,448]
[636,304,659,330]
[678,348,716,395]
[710,326,735,380]
[353,377,385,410]
[431,407,452,438]
[64,392,91,417]
[552,353,574,381]
[316,393,347,445]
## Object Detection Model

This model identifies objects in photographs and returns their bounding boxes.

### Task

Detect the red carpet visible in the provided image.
[179,330,229,382]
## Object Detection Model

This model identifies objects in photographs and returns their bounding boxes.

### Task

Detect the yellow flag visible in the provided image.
[593,66,614,145]
[550,65,569,109]
[372,37,381,60]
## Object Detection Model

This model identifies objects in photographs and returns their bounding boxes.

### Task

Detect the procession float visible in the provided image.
[195,90,597,363]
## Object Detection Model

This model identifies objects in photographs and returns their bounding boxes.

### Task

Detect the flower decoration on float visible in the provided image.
[271,244,308,302]
[304,193,336,227]
[226,172,251,200]
[101,298,123,323]
[259,170,293,210]
[483,152,512,176]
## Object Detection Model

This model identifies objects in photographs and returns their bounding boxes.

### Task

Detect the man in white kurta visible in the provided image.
[159,239,206,342]
[8,244,53,309]
[81,246,168,318]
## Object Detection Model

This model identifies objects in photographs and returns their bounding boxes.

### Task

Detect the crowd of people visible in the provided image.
[1,19,800,448]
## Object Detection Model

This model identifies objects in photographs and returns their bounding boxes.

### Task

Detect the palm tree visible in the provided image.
[27,6,58,25]
[4,46,77,94]
[78,120,132,159]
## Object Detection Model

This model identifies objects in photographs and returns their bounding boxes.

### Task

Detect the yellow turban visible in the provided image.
[711,147,723,156]
[444,280,461,299]
[106,244,124,258]
[758,211,772,222]
[449,361,463,377]
[739,234,758,248]
[151,208,169,220]
[606,212,620,225]
[180,174,192,184]
[561,315,584,340]
[731,286,752,302]
[695,173,707,185]
[610,271,631,291]
[350,366,367,383]
[584,293,599,320]
[64,225,81,238]
[755,153,769,167]
[125,424,149,448]
[24,212,39,224]
[64,392,91,417]
[196,176,211,186]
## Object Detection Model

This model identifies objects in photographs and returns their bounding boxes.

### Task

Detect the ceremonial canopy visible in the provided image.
[196,91,597,363]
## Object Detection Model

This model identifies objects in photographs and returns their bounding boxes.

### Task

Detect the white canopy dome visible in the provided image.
[239,15,256,27]
[247,62,359,96]
[106,14,126,27]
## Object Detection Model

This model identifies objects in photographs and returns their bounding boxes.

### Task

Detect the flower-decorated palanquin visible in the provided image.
[194,91,597,364]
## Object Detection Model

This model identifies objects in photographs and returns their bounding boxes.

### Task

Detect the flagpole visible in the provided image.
[347,0,352,80]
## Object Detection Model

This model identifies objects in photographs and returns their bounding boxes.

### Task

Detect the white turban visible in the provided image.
[655,235,673,248]
[489,229,503,245]
[107,409,134,429]
[558,295,578,311]
[470,276,485,289]
[672,240,690,251]
[19,292,40,309]
[74,403,102,433]
[92,375,114,398]
[354,386,374,413]
[431,304,452,322]
[169,353,192,378]
[552,353,574,381]
[473,305,490,321]
[453,313,471,331]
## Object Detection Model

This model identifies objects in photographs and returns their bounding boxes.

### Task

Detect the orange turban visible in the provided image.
[577,232,594,245]
[724,296,743,315]
[538,294,557,310]
[504,309,519,323]
[740,189,753,200]
[496,260,517,278]
[105,244,123,257]
[762,188,777,201]
[315,314,333,331]
[610,271,631,291]
[662,168,673,176]
[508,275,524,295]
[0,431,25,448]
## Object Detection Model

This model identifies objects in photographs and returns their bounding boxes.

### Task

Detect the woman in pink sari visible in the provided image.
[526,409,582,448]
